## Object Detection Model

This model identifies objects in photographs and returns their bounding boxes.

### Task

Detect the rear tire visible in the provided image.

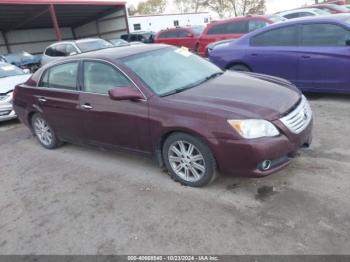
[228,64,251,72]
[31,113,61,149]
[163,133,217,187]
[194,43,199,54]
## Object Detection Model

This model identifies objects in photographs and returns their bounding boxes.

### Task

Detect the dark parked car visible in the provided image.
[13,44,312,187]
[209,14,350,94]
[121,31,155,43]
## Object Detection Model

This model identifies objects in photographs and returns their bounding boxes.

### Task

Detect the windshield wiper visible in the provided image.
[161,71,223,97]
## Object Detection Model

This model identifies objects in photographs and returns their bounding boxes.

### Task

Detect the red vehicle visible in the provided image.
[197,15,281,57]
[154,26,204,51]
[311,4,350,13]
[13,44,312,187]
[325,0,345,5]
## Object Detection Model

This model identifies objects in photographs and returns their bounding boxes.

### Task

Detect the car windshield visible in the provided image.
[268,15,287,22]
[76,39,113,52]
[122,47,223,96]
[192,26,205,36]
[0,64,24,78]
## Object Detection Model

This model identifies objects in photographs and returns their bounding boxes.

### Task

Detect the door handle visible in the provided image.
[250,53,258,56]
[81,103,93,110]
[301,55,311,59]
[38,97,47,103]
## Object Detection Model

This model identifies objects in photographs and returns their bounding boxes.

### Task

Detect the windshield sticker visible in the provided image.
[175,47,192,57]
[0,65,16,71]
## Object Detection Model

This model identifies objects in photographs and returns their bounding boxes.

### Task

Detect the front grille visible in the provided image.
[280,95,312,134]
[0,110,11,116]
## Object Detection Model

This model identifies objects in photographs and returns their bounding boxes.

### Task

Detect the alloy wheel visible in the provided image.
[168,140,206,182]
[33,117,53,146]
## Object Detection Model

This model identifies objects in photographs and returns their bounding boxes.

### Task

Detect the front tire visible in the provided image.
[228,64,251,72]
[163,133,217,187]
[31,113,60,149]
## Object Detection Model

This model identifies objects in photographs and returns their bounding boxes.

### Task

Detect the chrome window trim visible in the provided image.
[36,58,148,101]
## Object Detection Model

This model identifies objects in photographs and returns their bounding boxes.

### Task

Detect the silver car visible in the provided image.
[0,62,31,122]
[41,38,113,66]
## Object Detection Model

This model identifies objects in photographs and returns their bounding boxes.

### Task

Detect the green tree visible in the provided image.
[203,0,266,18]
[174,0,207,13]
[228,0,266,16]
[135,0,167,15]
[204,0,231,18]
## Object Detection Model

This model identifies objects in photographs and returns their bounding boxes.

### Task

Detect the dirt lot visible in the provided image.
[0,94,349,255]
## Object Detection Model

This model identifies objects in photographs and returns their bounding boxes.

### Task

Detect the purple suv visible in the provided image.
[209,14,350,94]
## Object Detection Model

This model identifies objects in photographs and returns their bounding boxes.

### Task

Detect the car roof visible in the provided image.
[60,43,169,61]
[258,13,350,28]
[277,8,324,14]
[47,38,104,47]
[236,13,350,42]
[209,15,269,25]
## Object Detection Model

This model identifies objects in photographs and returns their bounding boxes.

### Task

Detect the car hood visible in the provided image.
[165,71,301,120]
[0,74,31,94]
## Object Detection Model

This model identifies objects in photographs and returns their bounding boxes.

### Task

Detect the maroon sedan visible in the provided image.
[13,44,313,187]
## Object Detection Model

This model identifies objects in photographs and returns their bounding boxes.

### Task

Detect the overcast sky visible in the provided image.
[126,0,316,14]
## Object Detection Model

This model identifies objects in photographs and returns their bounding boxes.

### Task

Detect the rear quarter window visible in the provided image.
[301,23,350,46]
[39,62,78,90]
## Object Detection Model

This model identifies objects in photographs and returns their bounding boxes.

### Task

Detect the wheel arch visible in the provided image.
[225,61,253,71]
[154,128,217,168]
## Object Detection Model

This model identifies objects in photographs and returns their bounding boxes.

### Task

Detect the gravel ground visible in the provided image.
[0,94,349,255]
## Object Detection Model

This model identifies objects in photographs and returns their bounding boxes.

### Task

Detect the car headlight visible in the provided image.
[228,119,280,139]
[0,92,13,103]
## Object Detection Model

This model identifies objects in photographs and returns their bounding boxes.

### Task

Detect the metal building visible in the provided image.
[0,0,129,54]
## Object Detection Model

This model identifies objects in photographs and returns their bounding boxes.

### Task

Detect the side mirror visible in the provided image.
[22,68,30,74]
[346,39,350,46]
[187,33,194,38]
[108,87,144,101]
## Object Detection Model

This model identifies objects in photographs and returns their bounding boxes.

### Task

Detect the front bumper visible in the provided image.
[210,120,313,177]
[0,102,17,122]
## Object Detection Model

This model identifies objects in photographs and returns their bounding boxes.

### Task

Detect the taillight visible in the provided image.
[12,87,17,99]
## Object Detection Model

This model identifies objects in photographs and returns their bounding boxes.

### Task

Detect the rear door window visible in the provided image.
[83,61,132,95]
[251,25,298,46]
[39,62,78,90]
[207,23,226,35]
[55,44,68,56]
[301,23,350,46]
[177,29,189,37]
[207,21,248,35]
[226,21,248,34]
[45,46,55,56]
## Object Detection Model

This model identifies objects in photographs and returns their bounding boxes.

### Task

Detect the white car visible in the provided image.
[276,8,331,19]
[41,38,113,66]
[0,62,31,122]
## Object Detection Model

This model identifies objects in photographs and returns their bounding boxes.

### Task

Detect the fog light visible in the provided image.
[261,160,271,171]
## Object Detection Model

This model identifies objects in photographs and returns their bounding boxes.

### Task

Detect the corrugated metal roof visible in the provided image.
[0,1,126,31]
[0,0,125,5]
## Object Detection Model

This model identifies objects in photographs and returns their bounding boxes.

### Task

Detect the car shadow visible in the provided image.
[0,118,20,128]
[304,92,350,101]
